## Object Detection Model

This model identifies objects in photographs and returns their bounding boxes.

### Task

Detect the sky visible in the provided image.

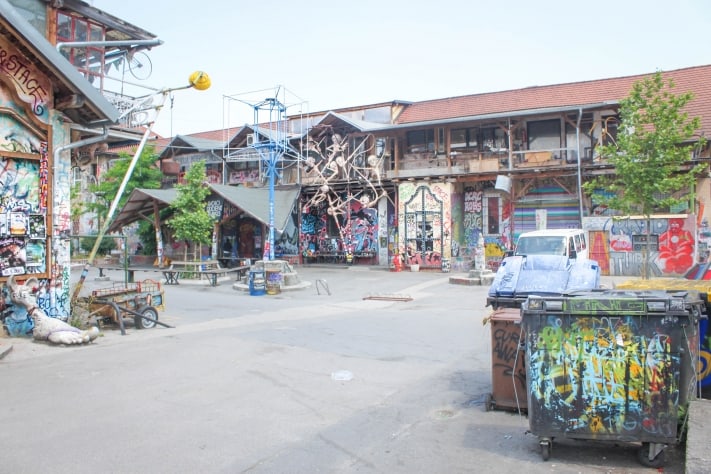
[90,0,711,139]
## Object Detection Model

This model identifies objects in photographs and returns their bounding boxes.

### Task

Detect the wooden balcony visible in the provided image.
[386,151,502,179]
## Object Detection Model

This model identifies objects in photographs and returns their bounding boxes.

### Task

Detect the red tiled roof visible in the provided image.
[395,65,711,136]
[181,127,241,142]
[106,127,241,156]
[108,136,171,156]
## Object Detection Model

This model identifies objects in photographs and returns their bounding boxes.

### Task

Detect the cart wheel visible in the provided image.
[484,393,494,412]
[135,306,158,330]
[540,440,551,461]
[637,442,665,468]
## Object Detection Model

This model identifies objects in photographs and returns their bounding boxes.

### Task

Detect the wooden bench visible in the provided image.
[163,260,250,286]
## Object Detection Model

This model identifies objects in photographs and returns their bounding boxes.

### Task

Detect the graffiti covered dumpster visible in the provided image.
[521,290,705,467]
[485,307,527,412]
[616,277,711,396]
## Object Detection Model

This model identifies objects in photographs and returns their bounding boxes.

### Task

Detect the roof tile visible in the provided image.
[395,65,711,135]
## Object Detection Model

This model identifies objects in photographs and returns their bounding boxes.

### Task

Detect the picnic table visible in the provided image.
[162,260,250,286]
[96,264,162,283]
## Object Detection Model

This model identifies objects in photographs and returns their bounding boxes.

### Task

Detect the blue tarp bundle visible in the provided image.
[487,255,600,306]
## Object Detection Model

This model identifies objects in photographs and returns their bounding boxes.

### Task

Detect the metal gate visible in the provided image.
[404,186,443,268]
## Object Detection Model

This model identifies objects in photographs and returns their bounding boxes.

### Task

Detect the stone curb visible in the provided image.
[0,343,13,360]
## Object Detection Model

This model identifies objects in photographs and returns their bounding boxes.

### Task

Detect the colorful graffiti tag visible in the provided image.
[300,197,378,257]
[584,215,697,277]
[489,311,527,410]
[463,187,482,254]
[524,310,696,440]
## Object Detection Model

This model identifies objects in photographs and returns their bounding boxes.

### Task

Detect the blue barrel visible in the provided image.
[249,269,266,296]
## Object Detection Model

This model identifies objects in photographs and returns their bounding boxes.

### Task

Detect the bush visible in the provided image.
[79,235,118,255]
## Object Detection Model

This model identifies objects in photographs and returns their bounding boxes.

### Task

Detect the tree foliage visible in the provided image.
[86,145,163,227]
[583,72,707,216]
[79,235,117,255]
[166,160,213,257]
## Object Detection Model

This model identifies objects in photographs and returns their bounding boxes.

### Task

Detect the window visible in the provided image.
[450,127,479,150]
[406,129,434,153]
[7,0,46,33]
[483,194,501,235]
[527,119,561,152]
[56,12,106,89]
[481,126,506,152]
[375,138,388,158]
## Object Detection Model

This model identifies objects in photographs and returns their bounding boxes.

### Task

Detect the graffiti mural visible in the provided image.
[275,210,299,257]
[399,182,451,268]
[583,215,697,277]
[463,186,482,255]
[349,201,377,253]
[298,130,389,264]
[0,275,68,334]
[299,196,378,259]
[524,309,696,439]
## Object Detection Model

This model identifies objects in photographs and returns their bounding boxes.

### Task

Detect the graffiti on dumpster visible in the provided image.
[526,315,683,438]
[492,326,526,394]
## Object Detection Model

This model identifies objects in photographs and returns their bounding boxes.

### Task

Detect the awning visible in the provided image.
[107,185,300,234]
[107,188,178,233]
[210,184,300,233]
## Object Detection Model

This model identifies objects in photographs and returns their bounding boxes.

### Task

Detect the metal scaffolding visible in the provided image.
[223,87,307,261]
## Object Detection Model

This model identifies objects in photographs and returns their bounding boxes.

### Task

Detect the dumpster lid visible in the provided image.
[489,307,521,322]
[523,289,705,316]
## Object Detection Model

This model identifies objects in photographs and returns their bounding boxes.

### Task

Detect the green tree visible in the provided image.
[79,235,117,255]
[167,161,214,260]
[86,145,163,231]
[583,71,707,277]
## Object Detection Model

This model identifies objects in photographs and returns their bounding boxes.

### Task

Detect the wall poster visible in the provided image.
[0,155,45,277]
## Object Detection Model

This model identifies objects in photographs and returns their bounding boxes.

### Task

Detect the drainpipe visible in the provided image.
[71,91,171,304]
[576,108,584,226]
[53,125,109,187]
[507,118,513,171]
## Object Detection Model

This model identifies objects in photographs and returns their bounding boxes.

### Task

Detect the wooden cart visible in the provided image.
[75,279,170,334]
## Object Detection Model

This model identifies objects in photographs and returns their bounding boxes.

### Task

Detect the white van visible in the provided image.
[512,229,589,261]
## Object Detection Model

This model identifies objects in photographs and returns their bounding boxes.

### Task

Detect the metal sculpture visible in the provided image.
[301,129,389,257]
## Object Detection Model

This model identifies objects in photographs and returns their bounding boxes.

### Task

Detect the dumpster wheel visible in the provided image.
[637,442,666,468]
[539,439,552,461]
[484,393,495,412]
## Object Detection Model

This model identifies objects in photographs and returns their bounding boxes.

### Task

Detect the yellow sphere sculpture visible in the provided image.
[189,71,211,91]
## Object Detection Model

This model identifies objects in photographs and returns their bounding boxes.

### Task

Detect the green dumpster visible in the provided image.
[521,289,704,467]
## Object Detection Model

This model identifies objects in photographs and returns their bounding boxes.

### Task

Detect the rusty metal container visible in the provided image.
[485,307,527,412]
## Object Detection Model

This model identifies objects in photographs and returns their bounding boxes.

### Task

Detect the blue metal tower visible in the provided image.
[250,96,288,261]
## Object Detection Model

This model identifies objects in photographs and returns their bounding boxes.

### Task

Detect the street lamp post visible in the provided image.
[71,72,211,303]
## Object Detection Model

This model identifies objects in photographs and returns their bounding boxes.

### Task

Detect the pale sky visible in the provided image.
[91,0,711,139]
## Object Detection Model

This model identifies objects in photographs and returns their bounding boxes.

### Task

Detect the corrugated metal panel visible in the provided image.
[514,201,580,239]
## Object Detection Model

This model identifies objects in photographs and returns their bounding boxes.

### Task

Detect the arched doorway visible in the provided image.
[403,185,444,269]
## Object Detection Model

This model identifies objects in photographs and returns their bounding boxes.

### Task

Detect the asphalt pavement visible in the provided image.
[0,265,703,473]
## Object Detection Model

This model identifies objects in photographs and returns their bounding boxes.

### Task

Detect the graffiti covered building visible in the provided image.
[0,4,119,334]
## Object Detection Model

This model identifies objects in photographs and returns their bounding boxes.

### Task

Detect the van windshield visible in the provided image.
[515,236,567,256]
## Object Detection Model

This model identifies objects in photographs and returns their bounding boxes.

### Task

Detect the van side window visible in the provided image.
[568,238,576,255]
[574,235,582,251]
